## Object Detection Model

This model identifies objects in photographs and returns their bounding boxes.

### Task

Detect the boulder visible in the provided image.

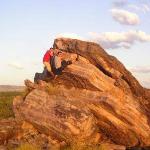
[13,38,150,149]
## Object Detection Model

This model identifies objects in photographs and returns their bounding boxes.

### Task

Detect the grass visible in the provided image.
[0,91,23,119]
[62,144,108,150]
[45,83,60,95]
[15,143,40,150]
[61,140,108,150]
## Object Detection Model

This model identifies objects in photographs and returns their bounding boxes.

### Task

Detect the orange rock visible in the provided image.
[13,38,150,148]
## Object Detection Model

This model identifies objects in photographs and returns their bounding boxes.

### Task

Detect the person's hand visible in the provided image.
[54,75,58,80]
[49,71,55,78]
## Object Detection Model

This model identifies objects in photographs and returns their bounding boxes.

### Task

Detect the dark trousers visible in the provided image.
[34,57,70,83]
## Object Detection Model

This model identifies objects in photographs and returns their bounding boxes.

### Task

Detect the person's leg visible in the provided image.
[34,72,40,83]
[34,69,48,83]
[51,56,73,75]
[52,56,62,75]
[53,56,61,69]
[41,67,51,80]
[61,60,72,70]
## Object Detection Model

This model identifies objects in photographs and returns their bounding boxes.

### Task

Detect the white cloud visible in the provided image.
[56,33,84,40]
[129,66,150,88]
[88,30,150,49]
[8,62,24,70]
[110,8,140,25]
[134,76,150,88]
[128,4,141,11]
[31,61,41,66]
[112,0,128,8]
[112,0,150,14]
[128,4,150,13]
[141,80,150,88]
[130,66,150,73]
[142,4,150,12]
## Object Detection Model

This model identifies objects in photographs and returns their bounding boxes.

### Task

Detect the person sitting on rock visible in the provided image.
[50,50,72,76]
[42,47,65,79]
[43,47,55,77]
[34,48,72,83]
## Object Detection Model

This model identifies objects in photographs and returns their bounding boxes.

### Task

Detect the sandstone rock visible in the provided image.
[13,96,24,122]
[0,145,7,150]
[13,38,150,149]
[53,38,145,97]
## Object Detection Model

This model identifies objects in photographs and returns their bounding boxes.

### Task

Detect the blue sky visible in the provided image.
[0,0,150,88]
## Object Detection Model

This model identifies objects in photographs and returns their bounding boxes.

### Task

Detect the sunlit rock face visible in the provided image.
[13,38,150,149]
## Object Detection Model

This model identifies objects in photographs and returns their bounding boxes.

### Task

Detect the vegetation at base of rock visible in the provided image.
[15,143,40,150]
[63,144,108,150]
[45,83,60,95]
[0,91,23,119]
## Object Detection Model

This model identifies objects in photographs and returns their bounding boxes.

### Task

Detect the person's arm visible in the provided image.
[43,61,52,72]
[43,62,55,77]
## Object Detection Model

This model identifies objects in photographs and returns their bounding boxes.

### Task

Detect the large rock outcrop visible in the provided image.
[13,38,150,149]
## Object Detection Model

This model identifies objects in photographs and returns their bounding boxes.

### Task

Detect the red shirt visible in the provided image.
[43,50,53,62]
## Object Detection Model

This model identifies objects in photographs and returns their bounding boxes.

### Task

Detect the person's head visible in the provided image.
[57,51,64,60]
[57,51,62,55]
[53,48,61,55]
[49,47,53,51]
[47,47,54,54]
